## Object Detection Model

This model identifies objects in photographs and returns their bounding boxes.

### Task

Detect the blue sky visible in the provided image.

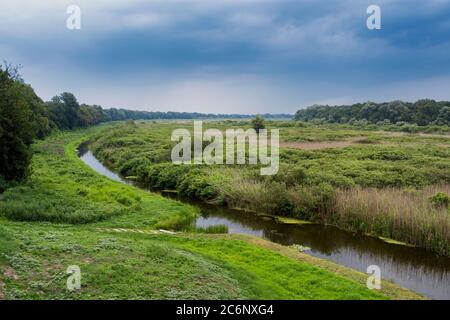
[2,0,450,113]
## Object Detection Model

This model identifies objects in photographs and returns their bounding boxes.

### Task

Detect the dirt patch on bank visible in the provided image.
[280,138,368,150]
[377,131,450,138]
[3,267,18,280]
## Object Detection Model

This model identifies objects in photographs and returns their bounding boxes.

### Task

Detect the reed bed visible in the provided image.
[217,174,450,255]
[330,184,450,255]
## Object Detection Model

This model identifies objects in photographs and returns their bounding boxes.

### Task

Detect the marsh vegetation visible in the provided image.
[89,121,450,256]
[0,127,416,300]
[1,66,449,299]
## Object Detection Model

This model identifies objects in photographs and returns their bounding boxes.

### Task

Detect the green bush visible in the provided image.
[177,169,218,201]
[0,177,16,193]
[143,163,189,189]
[271,165,306,187]
[429,192,450,208]
[260,181,294,216]
[364,150,411,161]
[119,156,152,177]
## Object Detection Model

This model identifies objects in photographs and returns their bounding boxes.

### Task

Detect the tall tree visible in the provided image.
[0,65,35,182]
[251,116,265,133]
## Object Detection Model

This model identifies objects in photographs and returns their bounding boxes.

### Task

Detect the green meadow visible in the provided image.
[89,121,450,256]
[0,124,423,300]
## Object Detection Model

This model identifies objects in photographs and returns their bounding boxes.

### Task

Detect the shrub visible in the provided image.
[0,177,16,193]
[271,165,306,187]
[119,156,152,177]
[429,192,450,208]
[251,116,265,133]
[253,181,294,215]
[364,150,411,161]
[143,163,192,189]
[177,169,218,201]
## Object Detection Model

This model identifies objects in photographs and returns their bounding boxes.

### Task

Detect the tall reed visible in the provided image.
[330,185,450,255]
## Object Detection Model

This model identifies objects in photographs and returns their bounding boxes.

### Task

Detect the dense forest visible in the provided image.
[0,64,289,188]
[295,100,450,125]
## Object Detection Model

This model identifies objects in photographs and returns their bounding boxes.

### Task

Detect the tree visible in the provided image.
[251,116,265,133]
[60,92,82,129]
[47,92,83,129]
[0,64,35,182]
[295,100,450,126]
[436,106,450,125]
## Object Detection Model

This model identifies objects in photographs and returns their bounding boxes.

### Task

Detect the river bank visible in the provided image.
[79,141,450,299]
[0,126,420,299]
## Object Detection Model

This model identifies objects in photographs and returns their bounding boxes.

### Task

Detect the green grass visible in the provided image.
[89,121,450,256]
[0,219,406,300]
[0,126,196,229]
[0,124,421,300]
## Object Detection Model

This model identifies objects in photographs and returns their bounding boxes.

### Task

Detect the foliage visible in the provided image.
[0,127,407,300]
[295,99,450,126]
[0,128,196,227]
[0,65,37,182]
[0,64,289,188]
[429,192,450,208]
[251,115,265,133]
[91,121,450,255]
[334,186,450,256]
[0,221,394,299]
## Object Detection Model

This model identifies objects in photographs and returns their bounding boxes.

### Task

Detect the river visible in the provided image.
[78,143,450,299]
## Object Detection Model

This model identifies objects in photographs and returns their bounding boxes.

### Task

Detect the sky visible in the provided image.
[1,0,450,114]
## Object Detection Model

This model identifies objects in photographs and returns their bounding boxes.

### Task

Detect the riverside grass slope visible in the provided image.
[0,125,422,300]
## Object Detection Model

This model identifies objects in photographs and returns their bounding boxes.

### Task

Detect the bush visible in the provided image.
[429,192,450,208]
[177,169,218,201]
[0,177,16,193]
[260,181,294,216]
[271,165,306,187]
[119,156,152,177]
[144,163,191,189]
[364,150,411,161]
[251,116,265,133]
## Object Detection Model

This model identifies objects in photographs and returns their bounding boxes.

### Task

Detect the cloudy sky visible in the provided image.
[1,0,450,113]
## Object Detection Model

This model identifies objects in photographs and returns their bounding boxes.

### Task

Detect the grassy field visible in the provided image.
[89,120,450,256]
[0,124,421,300]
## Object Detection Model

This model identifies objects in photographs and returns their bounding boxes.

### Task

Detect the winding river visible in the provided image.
[78,144,450,299]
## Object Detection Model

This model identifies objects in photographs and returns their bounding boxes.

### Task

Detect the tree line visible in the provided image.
[0,64,289,188]
[295,100,450,126]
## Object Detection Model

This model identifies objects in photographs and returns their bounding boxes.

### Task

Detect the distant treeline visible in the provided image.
[0,64,289,185]
[46,96,291,133]
[295,100,450,126]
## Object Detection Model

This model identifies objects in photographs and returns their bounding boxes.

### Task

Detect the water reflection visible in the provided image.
[78,144,450,299]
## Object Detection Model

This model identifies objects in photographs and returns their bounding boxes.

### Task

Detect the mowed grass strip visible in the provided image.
[0,221,404,300]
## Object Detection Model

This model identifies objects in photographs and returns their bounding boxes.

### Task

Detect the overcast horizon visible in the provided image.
[2,0,450,114]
